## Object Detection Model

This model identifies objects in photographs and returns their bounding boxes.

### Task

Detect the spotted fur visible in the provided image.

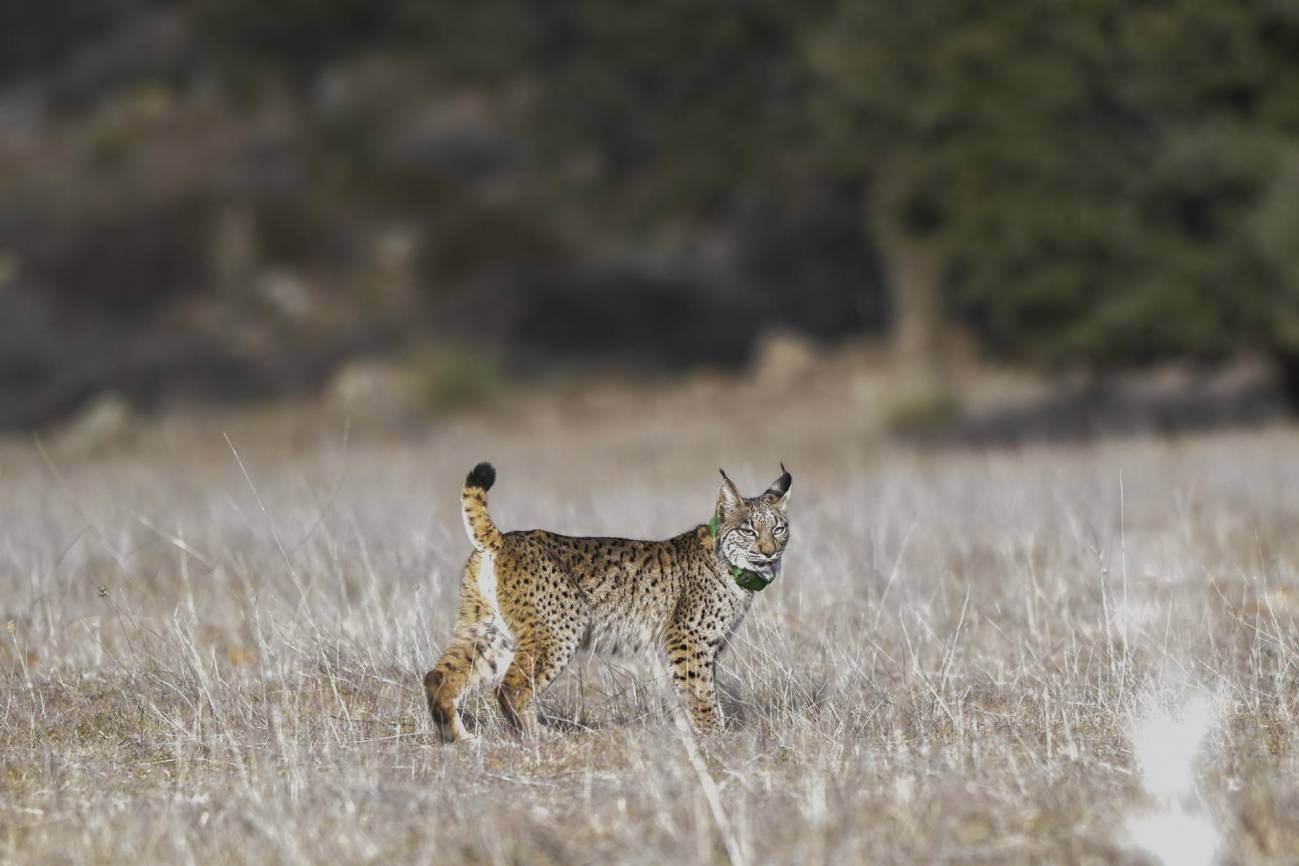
[423,462,792,741]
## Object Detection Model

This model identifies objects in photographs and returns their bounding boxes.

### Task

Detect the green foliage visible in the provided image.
[403,346,503,415]
[813,0,1299,373]
[879,382,961,437]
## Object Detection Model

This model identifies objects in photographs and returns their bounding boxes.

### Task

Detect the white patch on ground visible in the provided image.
[1123,692,1222,866]
[1131,694,1217,801]
[1126,809,1221,866]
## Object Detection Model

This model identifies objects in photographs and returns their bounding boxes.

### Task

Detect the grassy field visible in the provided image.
[1,402,1297,865]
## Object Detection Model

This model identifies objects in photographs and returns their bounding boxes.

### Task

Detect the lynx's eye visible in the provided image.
[774,524,788,537]
[736,525,756,538]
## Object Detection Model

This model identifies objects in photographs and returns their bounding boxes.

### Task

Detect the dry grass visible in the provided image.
[2,409,1298,865]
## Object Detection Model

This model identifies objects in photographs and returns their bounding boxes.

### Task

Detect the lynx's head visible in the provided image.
[714,465,792,580]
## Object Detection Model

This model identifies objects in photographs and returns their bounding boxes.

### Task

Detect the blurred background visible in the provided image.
[5,0,1299,447]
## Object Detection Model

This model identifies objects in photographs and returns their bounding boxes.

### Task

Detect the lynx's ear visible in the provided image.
[717,468,743,516]
[764,463,792,511]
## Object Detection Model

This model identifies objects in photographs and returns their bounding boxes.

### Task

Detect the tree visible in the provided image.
[811,0,1299,400]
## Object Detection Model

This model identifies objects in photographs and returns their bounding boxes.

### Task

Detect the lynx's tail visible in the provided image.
[461,462,503,552]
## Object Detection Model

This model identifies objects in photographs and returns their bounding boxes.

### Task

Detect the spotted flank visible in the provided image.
[424,461,794,742]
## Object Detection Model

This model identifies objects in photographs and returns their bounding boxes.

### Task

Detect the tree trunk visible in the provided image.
[1272,348,1299,413]
[868,170,943,379]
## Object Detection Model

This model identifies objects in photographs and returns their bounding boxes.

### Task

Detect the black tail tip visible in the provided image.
[466,462,496,490]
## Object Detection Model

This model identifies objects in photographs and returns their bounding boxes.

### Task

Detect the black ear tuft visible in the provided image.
[719,467,731,482]
[466,462,496,490]
[765,464,792,498]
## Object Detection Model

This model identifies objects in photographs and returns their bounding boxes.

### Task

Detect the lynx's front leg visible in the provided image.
[664,629,722,732]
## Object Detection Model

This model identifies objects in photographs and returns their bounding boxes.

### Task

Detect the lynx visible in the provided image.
[423,462,792,741]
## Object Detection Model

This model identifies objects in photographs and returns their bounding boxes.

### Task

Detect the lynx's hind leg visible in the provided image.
[425,552,515,743]
[496,627,580,739]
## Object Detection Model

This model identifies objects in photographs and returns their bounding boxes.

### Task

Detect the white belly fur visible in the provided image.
[473,550,515,682]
